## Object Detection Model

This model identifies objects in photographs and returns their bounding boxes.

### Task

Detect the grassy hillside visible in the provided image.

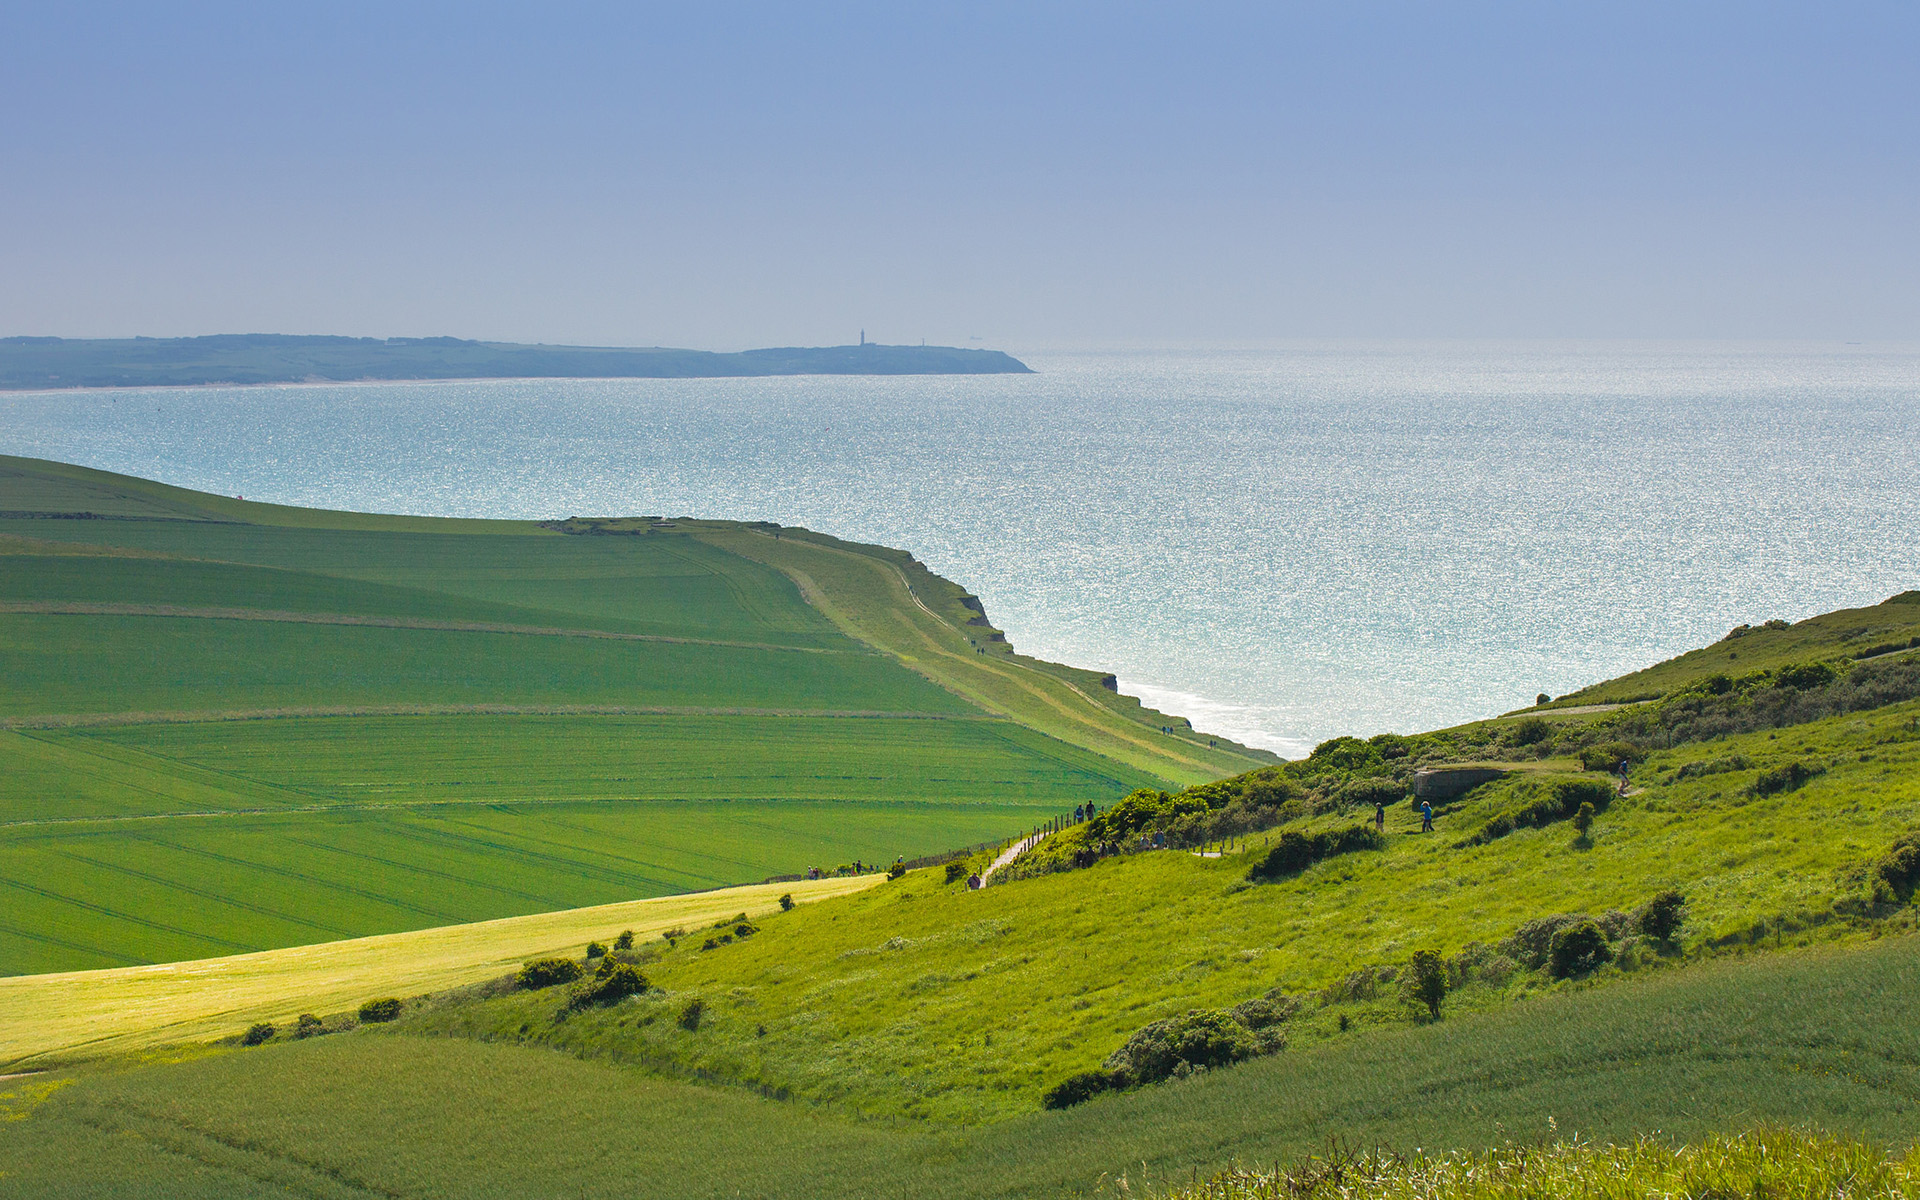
[1547,590,1920,705]
[377,694,1919,1123]
[0,455,1246,975]
[5,933,1919,1198]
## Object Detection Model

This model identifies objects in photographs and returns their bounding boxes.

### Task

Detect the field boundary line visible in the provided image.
[0,704,1007,731]
[0,601,866,654]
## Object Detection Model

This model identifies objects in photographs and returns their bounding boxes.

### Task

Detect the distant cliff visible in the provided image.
[0,334,1033,389]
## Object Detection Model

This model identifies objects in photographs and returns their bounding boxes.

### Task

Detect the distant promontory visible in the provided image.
[0,334,1033,390]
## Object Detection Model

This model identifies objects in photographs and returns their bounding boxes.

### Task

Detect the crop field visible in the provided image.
[5,933,1918,1199]
[0,874,879,1066]
[394,696,1920,1123]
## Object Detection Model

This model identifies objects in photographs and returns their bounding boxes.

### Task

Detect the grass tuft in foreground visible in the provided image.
[1164,1128,1920,1200]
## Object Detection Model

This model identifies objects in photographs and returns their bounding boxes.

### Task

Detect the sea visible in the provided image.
[4,342,1916,759]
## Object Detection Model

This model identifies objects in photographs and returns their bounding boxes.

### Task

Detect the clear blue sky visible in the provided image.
[3,2,1915,347]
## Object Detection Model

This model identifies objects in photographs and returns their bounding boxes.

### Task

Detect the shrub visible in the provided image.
[1537,692,1551,706]
[1571,801,1595,834]
[1246,824,1383,882]
[294,1013,324,1038]
[1547,921,1613,978]
[1402,949,1447,1019]
[1579,742,1640,772]
[1338,777,1407,810]
[1875,833,1920,904]
[1753,760,1824,795]
[240,1022,275,1046]
[584,941,607,960]
[1103,1008,1274,1086]
[887,862,907,880]
[1042,1069,1122,1109]
[1502,915,1597,969]
[357,997,402,1023]
[945,861,969,883]
[569,963,649,1009]
[613,930,634,951]
[711,913,749,929]
[1229,994,1299,1030]
[517,958,584,989]
[1510,716,1553,746]
[1774,661,1838,691]
[678,998,706,1031]
[1635,889,1687,940]
[779,893,795,911]
[1307,736,1382,772]
[734,922,757,938]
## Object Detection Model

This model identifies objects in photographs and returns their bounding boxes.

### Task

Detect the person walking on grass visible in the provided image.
[1420,800,1434,833]
[1375,800,1386,833]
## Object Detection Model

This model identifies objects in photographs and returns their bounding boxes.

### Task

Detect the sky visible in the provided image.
[2,2,1916,348]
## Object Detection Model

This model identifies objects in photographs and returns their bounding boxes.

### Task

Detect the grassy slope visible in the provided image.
[1550,591,1920,706]
[6,932,1919,1199]
[0,457,1204,974]
[391,696,1920,1123]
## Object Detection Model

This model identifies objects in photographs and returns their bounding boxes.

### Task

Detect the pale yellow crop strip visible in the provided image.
[0,874,880,1068]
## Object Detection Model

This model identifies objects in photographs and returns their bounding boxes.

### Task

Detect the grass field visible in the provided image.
[0,455,1214,976]
[5,933,1919,1198]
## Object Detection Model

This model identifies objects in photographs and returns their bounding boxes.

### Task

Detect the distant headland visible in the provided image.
[0,334,1033,390]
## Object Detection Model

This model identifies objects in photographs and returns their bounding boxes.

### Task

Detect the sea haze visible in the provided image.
[4,343,1915,758]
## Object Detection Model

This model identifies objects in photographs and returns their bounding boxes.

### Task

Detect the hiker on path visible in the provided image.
[1420,800,1434,833]
[1375,801,1386,833]
[966,872,982,890]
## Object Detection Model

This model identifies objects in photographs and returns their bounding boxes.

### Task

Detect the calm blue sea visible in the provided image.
[4,343,1916,757]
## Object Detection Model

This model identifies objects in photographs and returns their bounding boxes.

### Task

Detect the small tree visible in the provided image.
[779,893,795,911]
[517,957,583,989]
[241,1022,275,1046]
[1403,949,1447,1020]
[1572,802,1596,834]
[613,930,635,951]
[584,940,608,960]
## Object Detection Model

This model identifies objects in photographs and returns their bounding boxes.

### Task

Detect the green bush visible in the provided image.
[1875,833,1920,904]
[1579,742,1640,771]
[1510,716,1553,746]
[569,963,649,1009]
[1103,1008,1278,1087]
[294,1013,324,1039]
[1042,1069,1122,1109]
[1752,761,1824,795]
[679,998,706,1031]
[945,860,970,883]
[584,941,607,960]
[612,930,634,951]
[1547,921,1613,978]
[779,893,795,911]
[240,1022,275,1046]
[1774,661,1839,691]
[1572,801,1596,834]
[887,862,907,880]
[357,997,402,1023]
[1339,777,1407,810]
[516,958,584,990]
[1246,825,1383,882]
[1635,890,1687,940]
[1402,949,1447,1019]
[1228,994,1299,1030]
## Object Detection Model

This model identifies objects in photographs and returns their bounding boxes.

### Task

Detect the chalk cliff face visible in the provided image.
[0,335,1034,390]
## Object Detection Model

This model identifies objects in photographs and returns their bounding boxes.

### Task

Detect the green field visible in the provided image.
[5,933,1919,1198]
[0,455,1246,976]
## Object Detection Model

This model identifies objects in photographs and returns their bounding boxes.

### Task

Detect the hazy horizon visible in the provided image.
[4,3,1915,348]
